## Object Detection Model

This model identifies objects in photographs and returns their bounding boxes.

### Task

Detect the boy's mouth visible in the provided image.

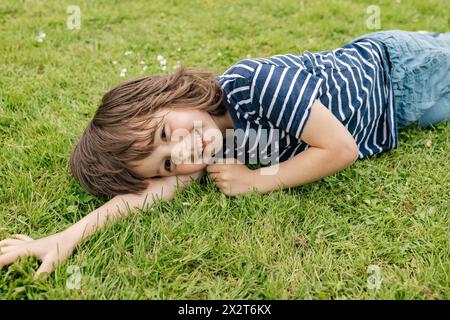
[202,138,208,150]
[194,128,204,154]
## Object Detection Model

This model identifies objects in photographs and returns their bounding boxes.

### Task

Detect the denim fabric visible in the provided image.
[358,30,450,129]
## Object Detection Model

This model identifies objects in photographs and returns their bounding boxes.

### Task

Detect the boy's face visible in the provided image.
[130,107,231,178]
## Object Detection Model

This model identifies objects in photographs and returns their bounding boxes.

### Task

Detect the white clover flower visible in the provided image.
[217,51,222,57]
[173,60,181,70]
[139,60,145,65]
[156,55,167,66]
[112,60,118,65]
[161,65,167,71]
[124,51,132,56]
[36,31,46,42]
[182,202,190,206]
[120,68,127,77]
[176,47,181,52]
[142,65,148,71]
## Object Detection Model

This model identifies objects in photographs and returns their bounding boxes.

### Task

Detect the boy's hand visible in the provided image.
[0,232,76,278]
[206,158,259,196]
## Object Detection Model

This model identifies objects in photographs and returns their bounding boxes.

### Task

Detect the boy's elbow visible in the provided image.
[342,140,359,164]
[330,139,359,165]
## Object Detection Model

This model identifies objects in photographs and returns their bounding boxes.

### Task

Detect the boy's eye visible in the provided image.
[161,126,167,141]
[164,159,172,172]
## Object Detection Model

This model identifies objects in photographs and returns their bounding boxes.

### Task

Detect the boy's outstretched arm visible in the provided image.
[0,170,205,277]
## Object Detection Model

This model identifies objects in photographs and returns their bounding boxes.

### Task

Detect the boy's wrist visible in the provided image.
[253,168,277,194]
[59,227,83,247]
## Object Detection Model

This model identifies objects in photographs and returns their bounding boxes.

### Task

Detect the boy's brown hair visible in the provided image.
[69,64,226,197]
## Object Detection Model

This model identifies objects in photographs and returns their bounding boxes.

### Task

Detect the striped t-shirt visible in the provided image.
[215,37,397,164]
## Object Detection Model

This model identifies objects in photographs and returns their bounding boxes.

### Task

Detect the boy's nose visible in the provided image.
[171,132,198,164]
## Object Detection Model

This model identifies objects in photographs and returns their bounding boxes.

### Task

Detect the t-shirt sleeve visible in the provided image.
[246,63,323,140]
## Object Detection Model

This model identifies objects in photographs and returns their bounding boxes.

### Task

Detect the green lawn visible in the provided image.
[0,0,449,299]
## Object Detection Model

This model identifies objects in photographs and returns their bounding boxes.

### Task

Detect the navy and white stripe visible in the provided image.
[216,37,397,163]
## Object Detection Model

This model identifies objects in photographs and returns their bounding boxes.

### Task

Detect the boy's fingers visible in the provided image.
[223,157,240,164]
[36,258,55,276]
[12,234,34,241]
[234,158,243,164]
[0,248,29,266]
[207,158,240,173]
[0,239,22,248]
[208,173,221,181]
[0,246,18,255]
[206,164,221,173]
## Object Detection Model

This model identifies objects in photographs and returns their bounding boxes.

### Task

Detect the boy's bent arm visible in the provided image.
[0,170,205,276]
[254,145,356,194]
[254,99,359,193]
[205,100,359,196]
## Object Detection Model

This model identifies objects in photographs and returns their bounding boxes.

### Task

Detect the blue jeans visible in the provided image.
[358,30,450,130]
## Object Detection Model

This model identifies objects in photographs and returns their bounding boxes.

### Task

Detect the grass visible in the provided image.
[0,0,449,299]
